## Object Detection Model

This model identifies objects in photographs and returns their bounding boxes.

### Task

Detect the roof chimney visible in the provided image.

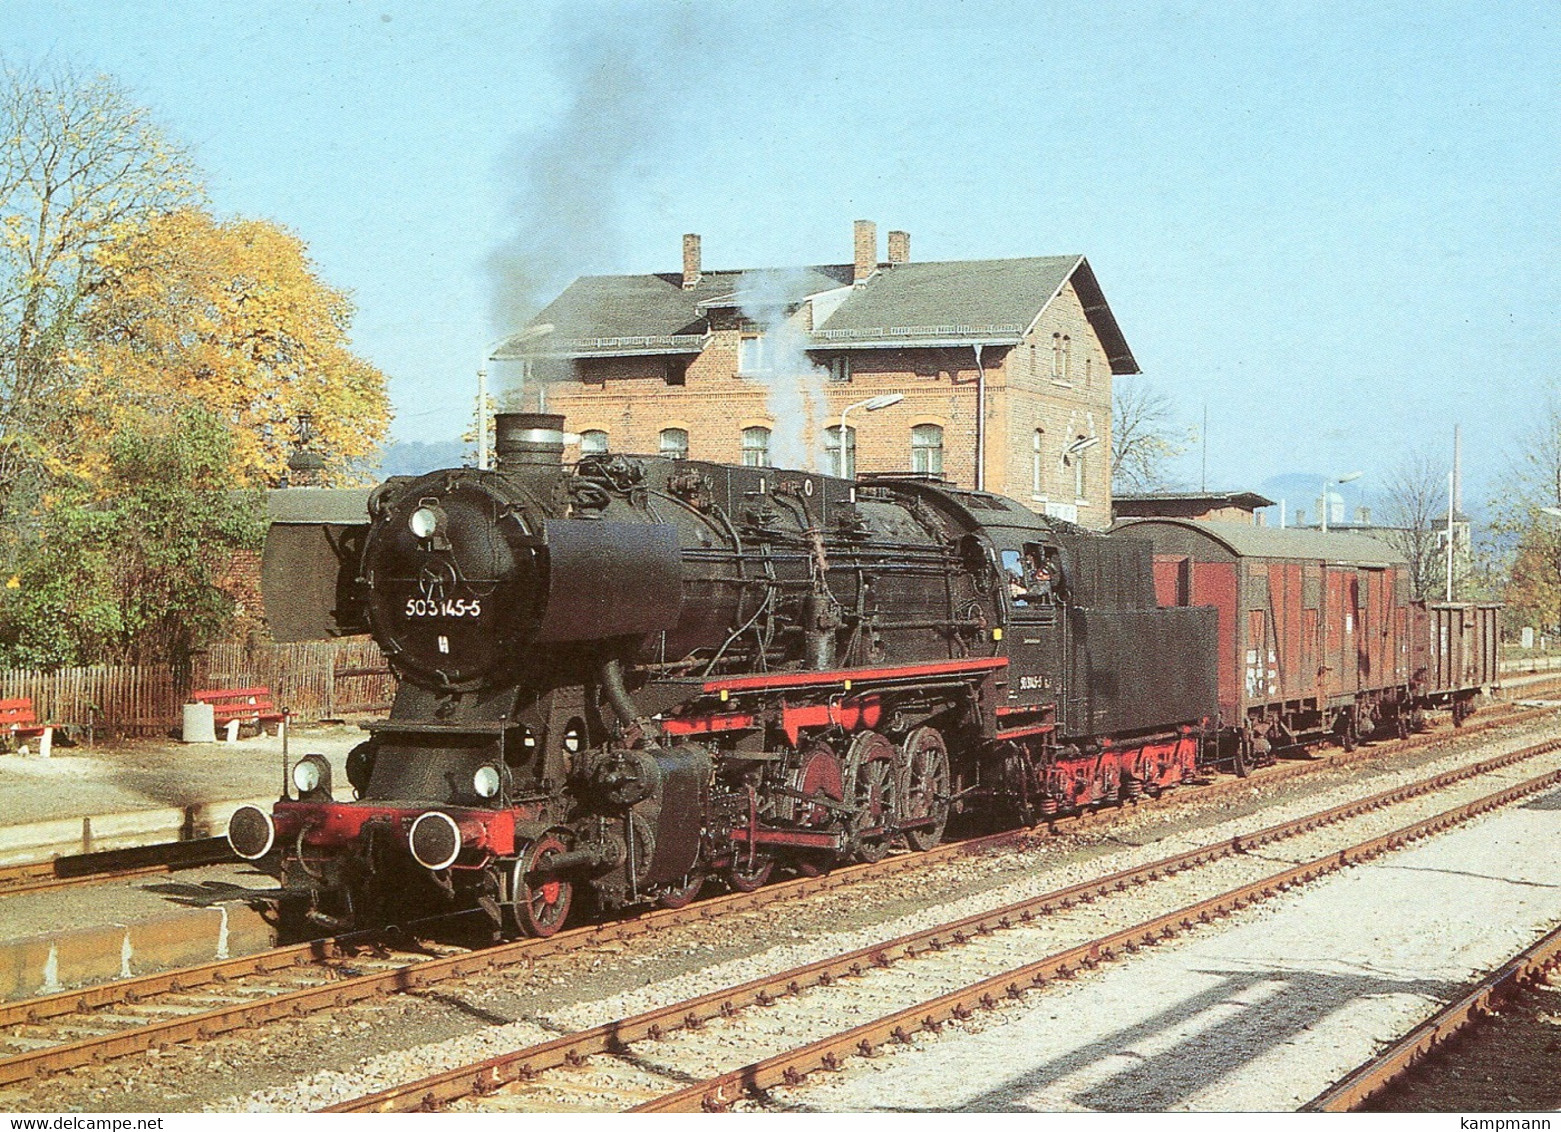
[887,230,910,264]
[853,219,877,283]
[682,233,701,289]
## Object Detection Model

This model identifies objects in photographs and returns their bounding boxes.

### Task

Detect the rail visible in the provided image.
[1306,919,1561,1111]
[324,745,1561,1113]
[635,766,1561,1112]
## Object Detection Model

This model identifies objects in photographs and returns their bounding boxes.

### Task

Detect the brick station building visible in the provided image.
[500,222,1139,529]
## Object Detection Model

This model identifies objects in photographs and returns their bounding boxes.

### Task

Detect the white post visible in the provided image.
[1446,470,1455,602]
[972,343,987,491]
[476,365,489,471]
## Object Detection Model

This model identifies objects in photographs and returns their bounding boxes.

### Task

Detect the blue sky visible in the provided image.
[7,0,1558,511]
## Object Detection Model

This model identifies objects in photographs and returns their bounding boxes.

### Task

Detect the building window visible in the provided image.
[823,424,856,479]
[828,355,851,383]
[738,335,766,375]
[910,424,943,475]
[741,426,771,467]
[1051,333,1072,383]
[1083,355,1092,388]
[659,427,689,460]
[665,358,688,386]
[1031,429,1045,496]
[580,429,608,456]
[1071,435,1087,499]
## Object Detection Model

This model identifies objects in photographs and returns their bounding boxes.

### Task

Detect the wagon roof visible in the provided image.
[1112,517,1408,566]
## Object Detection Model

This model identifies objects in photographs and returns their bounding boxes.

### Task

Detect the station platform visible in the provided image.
[0,722,364,865]
[0,724,365,999]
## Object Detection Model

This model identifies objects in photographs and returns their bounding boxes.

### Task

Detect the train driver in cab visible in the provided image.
[1004,547,1055,606]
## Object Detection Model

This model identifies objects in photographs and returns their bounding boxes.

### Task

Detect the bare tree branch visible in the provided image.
[1376,449,1450,600]
[1111,378,1191,492]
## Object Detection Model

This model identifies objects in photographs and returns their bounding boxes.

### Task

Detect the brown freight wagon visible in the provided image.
[1112,518,1413,772]
[1412,601,1500,722]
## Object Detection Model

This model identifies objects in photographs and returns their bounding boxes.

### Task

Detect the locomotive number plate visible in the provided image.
[404,597,483,619]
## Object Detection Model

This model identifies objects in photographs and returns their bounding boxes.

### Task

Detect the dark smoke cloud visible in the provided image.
[487,5,720,334]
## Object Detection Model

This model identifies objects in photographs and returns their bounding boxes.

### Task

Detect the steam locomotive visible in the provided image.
[227,411,1481,938]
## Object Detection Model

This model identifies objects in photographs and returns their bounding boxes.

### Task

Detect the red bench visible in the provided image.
[0,697,53,757]
[190,686,287,740]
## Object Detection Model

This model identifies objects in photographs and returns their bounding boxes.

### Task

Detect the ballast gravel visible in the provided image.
[785,784,1561,1111]
[213,719,1561,1113]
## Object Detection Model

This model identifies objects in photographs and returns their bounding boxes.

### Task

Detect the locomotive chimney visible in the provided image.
[887,229,910,264]
[494,412,567,467]
[682,233,701,289]
[853,219,877,283]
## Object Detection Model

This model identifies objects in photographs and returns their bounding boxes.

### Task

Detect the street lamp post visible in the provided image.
[837,393,904,478]
[1320,471,1364,534]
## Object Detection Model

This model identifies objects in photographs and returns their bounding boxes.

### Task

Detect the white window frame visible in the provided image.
[738,335,766,376]
[824,424,857,479]
[741,425,772,467]
[659,427,689,460]
[910,424,943,475]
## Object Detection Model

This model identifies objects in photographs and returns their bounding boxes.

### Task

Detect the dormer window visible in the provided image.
[738,335,767,375]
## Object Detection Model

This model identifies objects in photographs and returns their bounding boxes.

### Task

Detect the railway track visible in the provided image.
[0,694,1546,905]
[1306,919,1561,1112]
[318,742,1561,1113]
[0,708,1553,1094]
[0,838,234,898]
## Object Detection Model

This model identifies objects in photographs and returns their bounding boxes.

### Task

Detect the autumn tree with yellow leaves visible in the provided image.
[0,64,201,522]
[0,65,391,667]
[73,207,391,487]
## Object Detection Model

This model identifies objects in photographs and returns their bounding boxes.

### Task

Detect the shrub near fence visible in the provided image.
[0,637,396,739]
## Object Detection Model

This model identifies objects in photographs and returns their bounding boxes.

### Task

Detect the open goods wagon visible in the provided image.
[1413,601,1500,721]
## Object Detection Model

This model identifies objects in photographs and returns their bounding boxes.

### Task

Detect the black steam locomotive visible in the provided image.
[227,413,1216,936]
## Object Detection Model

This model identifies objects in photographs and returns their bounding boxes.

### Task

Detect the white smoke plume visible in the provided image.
[737,269,829,473]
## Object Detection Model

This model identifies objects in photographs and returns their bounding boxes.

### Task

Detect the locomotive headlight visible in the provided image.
[292,759,320,793]
[291,753,332,798]
[473,764,501,799]
[409,506,441,539]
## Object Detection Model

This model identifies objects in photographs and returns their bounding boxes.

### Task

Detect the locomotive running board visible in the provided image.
[701,656,1008,696]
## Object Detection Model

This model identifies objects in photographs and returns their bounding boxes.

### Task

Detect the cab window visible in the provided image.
[1003,545,1057,607]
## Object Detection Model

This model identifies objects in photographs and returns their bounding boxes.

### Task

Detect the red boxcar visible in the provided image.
[1113,519,1414,768]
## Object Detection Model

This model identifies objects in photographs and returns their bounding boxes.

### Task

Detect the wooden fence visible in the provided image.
[0,637,396,738]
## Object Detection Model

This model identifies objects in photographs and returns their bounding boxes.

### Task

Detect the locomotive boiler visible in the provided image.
[228,413,1218,936]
